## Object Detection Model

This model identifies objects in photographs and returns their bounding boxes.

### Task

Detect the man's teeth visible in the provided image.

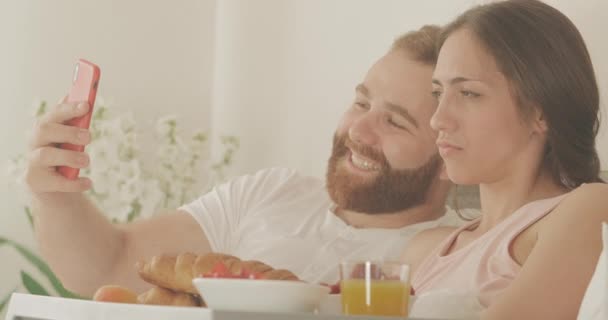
[351,153,380,170]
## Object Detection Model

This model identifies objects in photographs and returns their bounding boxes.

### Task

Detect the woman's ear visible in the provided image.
[530,107,548,135]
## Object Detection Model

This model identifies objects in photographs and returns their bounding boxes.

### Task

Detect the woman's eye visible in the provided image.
[431,90,442,99]
[461,90,480,98]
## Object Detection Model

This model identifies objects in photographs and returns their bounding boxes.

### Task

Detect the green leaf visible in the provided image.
[24,206,34,230]
[35,101,47,117]
[0,237,85,299]
[93,106,107,120]
[192,132,207,142]
[21,271,50,296]
[0,288,16,313]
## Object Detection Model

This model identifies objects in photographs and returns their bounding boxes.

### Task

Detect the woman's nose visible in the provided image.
[430,96,457,133]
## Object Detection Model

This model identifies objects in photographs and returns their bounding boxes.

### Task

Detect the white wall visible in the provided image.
[211,0,608,179]
[0,0,217,299]
[211,0,475,178]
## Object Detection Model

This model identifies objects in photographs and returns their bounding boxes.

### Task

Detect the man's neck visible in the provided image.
[334,203,446,229]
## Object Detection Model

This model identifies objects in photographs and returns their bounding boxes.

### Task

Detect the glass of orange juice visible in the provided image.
[339,261,410,317]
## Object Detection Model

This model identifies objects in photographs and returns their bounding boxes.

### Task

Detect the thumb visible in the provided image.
[58,94,69,104]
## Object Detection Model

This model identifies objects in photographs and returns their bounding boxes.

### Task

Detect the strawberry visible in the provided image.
[320,282,341,294]
[329,282,341,294]
[201,261,232,278]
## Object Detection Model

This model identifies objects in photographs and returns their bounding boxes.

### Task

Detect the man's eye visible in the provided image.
[354,102,370,109]
[461,90,480,98]
[388,117,407,131]
[431,90,442,99]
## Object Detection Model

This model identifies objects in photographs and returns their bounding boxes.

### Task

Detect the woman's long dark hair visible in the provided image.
[439,0,603,188]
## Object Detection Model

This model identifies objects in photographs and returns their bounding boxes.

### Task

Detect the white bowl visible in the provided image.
[318,294,342,315]
[192,278,330,313]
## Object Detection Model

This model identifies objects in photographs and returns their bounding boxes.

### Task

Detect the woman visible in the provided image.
[403,1,608,319]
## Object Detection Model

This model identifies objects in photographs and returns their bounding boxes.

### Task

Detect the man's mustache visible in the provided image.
[337,135,389,169]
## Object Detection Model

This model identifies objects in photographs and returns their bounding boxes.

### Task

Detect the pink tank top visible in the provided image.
[411,193,570,308]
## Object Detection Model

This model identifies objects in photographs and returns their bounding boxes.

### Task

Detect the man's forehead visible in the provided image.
[358,63,434,104]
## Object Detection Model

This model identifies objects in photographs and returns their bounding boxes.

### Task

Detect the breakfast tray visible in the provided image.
[5,293,435,320]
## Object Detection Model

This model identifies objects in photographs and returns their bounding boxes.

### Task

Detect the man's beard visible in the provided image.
[326,133,442,214]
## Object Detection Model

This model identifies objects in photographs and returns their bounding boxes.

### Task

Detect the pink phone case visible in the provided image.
[57,59,100,180]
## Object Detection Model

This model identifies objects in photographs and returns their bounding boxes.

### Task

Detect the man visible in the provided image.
[25,25,459,296]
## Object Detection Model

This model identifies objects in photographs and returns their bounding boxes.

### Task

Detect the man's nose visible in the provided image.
[348,113,379,146]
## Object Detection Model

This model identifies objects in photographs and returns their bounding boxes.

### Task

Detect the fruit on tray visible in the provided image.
[92,285,138,304]
[136,252,299,295]
[93,252,301,308]
[137,286,202,307]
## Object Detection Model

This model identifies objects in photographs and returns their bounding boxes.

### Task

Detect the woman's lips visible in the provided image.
[436,140,463,157]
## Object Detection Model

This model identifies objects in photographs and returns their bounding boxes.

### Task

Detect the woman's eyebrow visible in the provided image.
[433,76,485,86]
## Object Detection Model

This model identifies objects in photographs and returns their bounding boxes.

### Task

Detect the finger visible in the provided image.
[29,146,89,169]
[27,167,92,193]
[58,94,68,104]
[29,121,90,149]
[49,174,92,193]
[41,101,89,125]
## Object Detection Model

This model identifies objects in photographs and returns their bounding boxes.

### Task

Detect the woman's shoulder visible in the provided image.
[556,182,608,217]
[542,182,608,235]
[572,182,608,197]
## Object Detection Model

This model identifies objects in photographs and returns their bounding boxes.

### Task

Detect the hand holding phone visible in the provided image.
[57,59,100,179]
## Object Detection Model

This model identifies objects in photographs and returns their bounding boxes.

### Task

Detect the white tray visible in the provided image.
[5,293,434,320]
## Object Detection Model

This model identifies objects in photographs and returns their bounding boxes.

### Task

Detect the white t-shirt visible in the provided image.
[180,167,463,284]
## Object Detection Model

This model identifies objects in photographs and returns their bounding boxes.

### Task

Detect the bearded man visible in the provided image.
[26,25,461,296]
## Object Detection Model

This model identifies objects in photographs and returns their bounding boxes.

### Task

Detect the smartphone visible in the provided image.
[57,59,101,180]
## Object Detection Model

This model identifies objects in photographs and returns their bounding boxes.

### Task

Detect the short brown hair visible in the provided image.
[392,25,441,66]
[439,0,602,188]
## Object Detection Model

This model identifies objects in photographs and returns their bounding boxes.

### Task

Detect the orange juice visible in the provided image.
[341,279,410,316]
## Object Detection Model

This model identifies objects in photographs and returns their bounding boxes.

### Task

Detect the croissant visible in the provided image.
[137,286,203,307]
[136,252,299,295]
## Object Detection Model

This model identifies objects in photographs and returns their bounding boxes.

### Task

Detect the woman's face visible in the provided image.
[430,28,545,185]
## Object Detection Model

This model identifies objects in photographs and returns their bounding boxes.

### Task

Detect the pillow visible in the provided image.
[577,222,608,320]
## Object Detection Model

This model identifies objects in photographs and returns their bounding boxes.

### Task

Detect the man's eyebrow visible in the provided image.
[355,84,370,96]
[386,102,419,129]
[432,76,482,86]
[356,83,418,129]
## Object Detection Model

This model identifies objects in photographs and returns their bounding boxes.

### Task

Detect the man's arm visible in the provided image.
[34,194,210,296]
[27,101,211,297]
